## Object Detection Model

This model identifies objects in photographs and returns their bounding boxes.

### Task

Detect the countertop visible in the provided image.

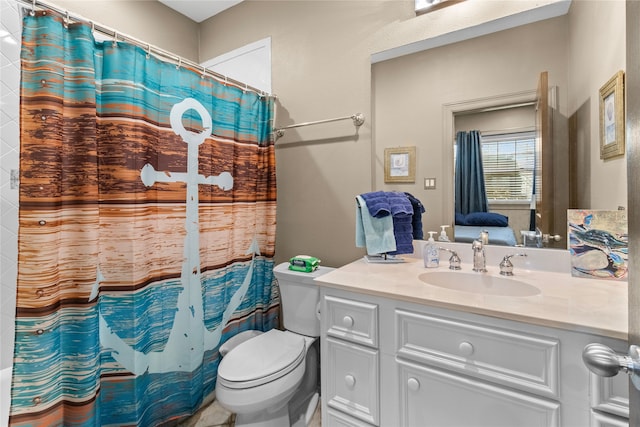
[315,256,628,341]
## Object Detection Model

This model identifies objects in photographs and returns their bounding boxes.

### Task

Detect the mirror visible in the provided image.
[372,3,627,249]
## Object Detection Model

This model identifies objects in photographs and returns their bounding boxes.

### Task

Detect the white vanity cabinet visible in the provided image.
[319,287,629,427]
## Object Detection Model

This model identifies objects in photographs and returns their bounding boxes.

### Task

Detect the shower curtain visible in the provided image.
[455,130,488,215]
[11,11,279,427]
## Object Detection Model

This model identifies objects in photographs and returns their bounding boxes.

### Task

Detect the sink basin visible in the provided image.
[418,271,541,297]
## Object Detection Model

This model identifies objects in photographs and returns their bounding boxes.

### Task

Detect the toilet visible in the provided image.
[215,262,334,427]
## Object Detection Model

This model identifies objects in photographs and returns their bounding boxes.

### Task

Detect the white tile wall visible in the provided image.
[0,0,20,370]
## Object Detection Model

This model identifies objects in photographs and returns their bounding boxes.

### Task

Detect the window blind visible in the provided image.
[481,131,535,202]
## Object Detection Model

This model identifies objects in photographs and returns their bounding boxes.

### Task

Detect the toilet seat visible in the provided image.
[217,329,306,389]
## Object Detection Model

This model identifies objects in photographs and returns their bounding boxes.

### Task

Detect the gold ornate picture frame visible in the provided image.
[384,146,416,183]
[599,70,625,159]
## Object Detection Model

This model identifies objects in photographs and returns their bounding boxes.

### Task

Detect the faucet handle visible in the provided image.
[499,253,527,276]
[439,247,461,270]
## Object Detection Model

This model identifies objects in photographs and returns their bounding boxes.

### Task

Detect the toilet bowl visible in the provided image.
[215,262,334,427]
[216,329,313,426]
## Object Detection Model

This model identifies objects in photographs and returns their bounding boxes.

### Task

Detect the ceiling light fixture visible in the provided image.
[415,0,464,15]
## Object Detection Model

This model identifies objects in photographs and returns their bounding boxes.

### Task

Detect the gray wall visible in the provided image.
[568,0,626,210]
[55,0,200,60]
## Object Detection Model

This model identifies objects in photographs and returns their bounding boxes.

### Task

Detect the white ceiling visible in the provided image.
[158,0,243,23]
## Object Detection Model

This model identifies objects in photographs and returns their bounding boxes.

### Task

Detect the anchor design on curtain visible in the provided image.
[97,98,258,375]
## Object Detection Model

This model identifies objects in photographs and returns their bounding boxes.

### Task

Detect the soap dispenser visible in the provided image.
[424,231,440,268]
[438,225,450,242]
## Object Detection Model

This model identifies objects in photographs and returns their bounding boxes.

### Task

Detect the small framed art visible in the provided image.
[384,146,416,183]
[599,70,625,159]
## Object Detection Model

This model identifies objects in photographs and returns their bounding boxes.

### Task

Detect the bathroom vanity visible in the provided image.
[315,247,629,427]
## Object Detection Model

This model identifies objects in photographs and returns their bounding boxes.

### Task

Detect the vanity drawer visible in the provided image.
[397,359,560,427]
[395,309,559,398]
[325,337,379,426]
[325,295,378,348]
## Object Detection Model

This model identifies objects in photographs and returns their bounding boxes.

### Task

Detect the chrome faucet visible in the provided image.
[471,239,487,272]
[499,253,527,276]
[439,247,461,270]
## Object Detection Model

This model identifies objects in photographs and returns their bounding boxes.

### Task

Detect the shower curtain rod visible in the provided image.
[274,113,365,139]
[16,0,272,98]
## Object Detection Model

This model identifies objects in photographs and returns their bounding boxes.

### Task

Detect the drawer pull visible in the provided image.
[342,315,354,328]
[459,341,474,356]
[407,377,420,392]
[345,374,356,389]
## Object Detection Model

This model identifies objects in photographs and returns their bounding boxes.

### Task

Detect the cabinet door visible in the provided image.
[397,360,559,427]
[326,337,379,425]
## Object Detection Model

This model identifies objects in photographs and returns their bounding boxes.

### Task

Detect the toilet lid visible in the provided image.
[218,329,306,388]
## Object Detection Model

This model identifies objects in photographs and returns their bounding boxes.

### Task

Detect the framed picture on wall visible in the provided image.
[384,146,416,183]
[599,70,625,159]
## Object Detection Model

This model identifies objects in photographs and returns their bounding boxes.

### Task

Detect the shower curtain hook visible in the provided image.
[146,44,151,59]
[201,65,207,79]
[30,0,36,16]
[64,11,69,28]
[112,31,118,48]
[175,56,182,70]
[90,21,95,33]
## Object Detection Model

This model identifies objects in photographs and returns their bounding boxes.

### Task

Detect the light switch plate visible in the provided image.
[424,177,436,190]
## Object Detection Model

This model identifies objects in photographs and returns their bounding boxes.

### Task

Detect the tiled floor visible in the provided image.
[179,399,321,427]
[309,405,321,427]
[178,399,235,427]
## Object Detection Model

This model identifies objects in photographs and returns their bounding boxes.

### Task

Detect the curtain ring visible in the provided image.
[30,0,36,16]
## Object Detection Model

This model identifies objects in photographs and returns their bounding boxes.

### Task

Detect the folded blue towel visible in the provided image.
[360,191,391,218]
[355,195,397,255]
[387,191,414,217]
[404,192,425,240]
[389,214,414,255]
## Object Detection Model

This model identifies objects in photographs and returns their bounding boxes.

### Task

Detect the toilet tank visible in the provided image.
[273,262,335,337]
